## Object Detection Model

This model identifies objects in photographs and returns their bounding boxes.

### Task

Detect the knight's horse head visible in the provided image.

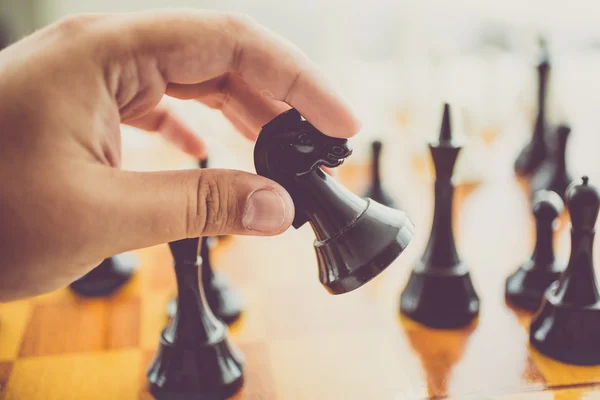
[254,109,352,177]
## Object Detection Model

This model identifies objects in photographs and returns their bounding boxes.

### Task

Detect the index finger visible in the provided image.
[96,10,361,138]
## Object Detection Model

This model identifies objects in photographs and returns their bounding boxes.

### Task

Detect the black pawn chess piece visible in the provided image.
[69,253,138,296]
[514,38,551,177]
[167,237,243,324]
[400,103,480,329]
[530,125,573,200]
[254,108,414,295]
[363,140,398,208]
[530,176,600,365]
[148,238,244,399]
[505,190,565,311]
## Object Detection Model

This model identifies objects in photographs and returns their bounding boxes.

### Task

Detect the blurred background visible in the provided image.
[0,0,599,186]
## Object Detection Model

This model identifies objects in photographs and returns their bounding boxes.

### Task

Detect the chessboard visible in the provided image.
[4,54,600,398]
[2,130,600,400]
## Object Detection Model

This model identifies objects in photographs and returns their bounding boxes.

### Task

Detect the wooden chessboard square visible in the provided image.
[262,283,387,339]
[2,349,141,400]
[138,342,276,400]
[0,301,32,361]
[267,334,419,400]
[529,347,600,388]
[19,298,140,357]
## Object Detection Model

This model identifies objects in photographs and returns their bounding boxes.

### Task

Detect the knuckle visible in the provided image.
[53,14,94,35]
[189,173,236,236]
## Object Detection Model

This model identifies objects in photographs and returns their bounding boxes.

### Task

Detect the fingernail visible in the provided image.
[242,190,286,233]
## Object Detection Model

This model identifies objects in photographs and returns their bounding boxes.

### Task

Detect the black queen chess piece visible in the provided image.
[505,190,564,311]
[514,37,551,177]
[363,140,398,209]
[167,236,244,324]
[400,103,480,329]
[70,253,139,296]
[530,176,600,365]
[254,108,414,294]
[148,238,244,399]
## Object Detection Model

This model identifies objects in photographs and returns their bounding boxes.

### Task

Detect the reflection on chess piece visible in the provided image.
[506,190,564,311]
[400,103,480,329]
[254,109,414,294]
[530,177,600,365]
[530,125,573,200]
[148,238,244,398]
[167,237,243,324]
[70,253,138,296]
[363,140,398,208]
[514,38,551,177]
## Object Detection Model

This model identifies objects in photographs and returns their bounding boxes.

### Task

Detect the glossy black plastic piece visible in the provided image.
[530,125,574,200]
[167,237,244,324]
[148,238,244,398]
[506,190,564,311]
[400,104,480,329]
[530,177,600,365]
[254,108,414,295]
[514,38,551,177]
[363,140,398,208]
[69,253,138,297]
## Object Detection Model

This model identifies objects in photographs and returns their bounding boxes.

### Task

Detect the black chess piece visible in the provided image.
[363,140,398,208]
[530,125,573,200]
[254,108,414,295]
[514,38,551,177]
[505,190,564,311]
[167,237,244,324]
[400,103,480,329]
[148,238,244,399]
[530,176,600,365]
[69,253,138,297]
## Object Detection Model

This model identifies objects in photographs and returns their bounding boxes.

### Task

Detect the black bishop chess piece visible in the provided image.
[167,236,243,324]
[530,124,573,200]
[530,176,600,365]
[505,190,564,311]
[514,38,551,177]
[400,103,480,329]
[70,253,139,296]
[148,238,244,399]
[254,108,414,294]
[363,140,398,209]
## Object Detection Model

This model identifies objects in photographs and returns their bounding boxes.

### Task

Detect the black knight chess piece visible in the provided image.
[254,108,414,294]
[400,103,480,329]
[363,140,398,208]
[530,124,573,200]
[167,236,244,324]
[70,253,139,297]
[530,176,600,365]
[506,190,564,311]
[514,38,551,177]
[148,238,244,399]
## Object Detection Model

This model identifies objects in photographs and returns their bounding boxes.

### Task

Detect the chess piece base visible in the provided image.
[70,253,138,297]
[400,263,480,329]
[167,273,244,324]
[316,200,414,295]
[505,260,563,312]
[147,329,244,399]
[530,284,600,365]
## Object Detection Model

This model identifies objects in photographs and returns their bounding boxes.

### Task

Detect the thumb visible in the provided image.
[96,168,295,253]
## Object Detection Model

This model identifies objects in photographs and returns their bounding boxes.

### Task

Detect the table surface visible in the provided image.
[2,115,600,400]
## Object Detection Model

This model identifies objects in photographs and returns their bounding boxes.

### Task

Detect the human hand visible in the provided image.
[0,10,360,300]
